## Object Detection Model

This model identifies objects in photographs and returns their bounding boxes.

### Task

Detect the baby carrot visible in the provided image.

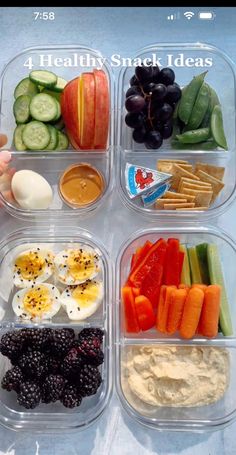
[167,288,188,334]
[156,285,166,331]
[179,284,190,290]
[192,284,207,291]
[199,284,221,338]
[157,286,176,333]
[180,287,204,339]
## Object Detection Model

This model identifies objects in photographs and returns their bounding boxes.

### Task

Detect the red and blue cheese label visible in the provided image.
[125,163,172,199]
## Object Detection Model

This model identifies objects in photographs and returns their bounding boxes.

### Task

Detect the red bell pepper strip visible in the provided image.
[163,238,180,286]
[130,241,153,273]
[132,287,141,297]
[122,286,140,333]
[129,238,167,288]
[134,295,156,331]
[140,262,163,310]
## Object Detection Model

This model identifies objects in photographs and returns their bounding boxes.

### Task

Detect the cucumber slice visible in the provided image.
[180,245,191,286]
[13,125,27,151]
[207,244,233,336]
[187,246,203,284]
[50,77,67,93]
[22,121,50,150]
[52,117,65,130]
[196,243,210,284]
[56,131,69,150]
[46,125,59,150]
[29,70,57,88]
[13,95,31,124]
[30,93,58,122]
[53,100,61,121]
[14,77,38,99]
[42,89,61,102]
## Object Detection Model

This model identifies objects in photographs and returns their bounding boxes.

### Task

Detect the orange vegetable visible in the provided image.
[180,287,204,339]
[157,286,176,333]
[156,285,166,331]
[134,295,155,331]
[199,284,221,338]
[167,288,188,334]
[122,286,140,333]
[192,284,207,291]
[178,284,190,290]
[132,287,141,297]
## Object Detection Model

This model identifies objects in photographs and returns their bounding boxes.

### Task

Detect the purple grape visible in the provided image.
[135,65,153,84]
[155,103,173,122]
[132,127,147,144]
[165,83,182,104]
[125,95,146,113]
[126,86,142,98]
[158,68,175,86]
[143,82,155,94]
[130,75,139,86]
[151,84,167,102]
[152,65,160,82]
[145,130,163,149]
[162,123,173,139]
[125,112,144,128]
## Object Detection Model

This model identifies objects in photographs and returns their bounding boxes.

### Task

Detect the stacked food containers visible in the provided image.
[0,43,236,432]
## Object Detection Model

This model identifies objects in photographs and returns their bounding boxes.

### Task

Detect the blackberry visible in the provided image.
[42,374,65,403]
[76,364,102,397]
[61,348,84,378]
[75,337,104,365]
[17,381,41,409]
[1,366,24,392]
[61,384,82,408]
[18,351,48,381]
[78,328,104,344]
[19,327,53,351]
[47,356,61,375]
[0,331,24,363]
[48,328,75,358]
[87,350,104,367]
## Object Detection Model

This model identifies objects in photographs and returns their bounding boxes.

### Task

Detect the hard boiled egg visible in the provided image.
[60,279,103,320]
[13,248,54,288]
[11,170,53,209]
[54,246,101,285]
[12,283,61,321]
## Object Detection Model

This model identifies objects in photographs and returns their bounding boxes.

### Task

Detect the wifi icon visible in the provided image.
[184,11,195,20]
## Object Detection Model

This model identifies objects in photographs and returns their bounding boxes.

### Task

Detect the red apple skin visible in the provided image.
[93,69,109,150]
[80,73,95,150]
[61,77,80,149]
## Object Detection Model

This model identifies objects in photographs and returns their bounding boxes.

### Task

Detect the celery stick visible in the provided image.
[188,246,203,284]
[196,243,210,284]
[180,245,191,286]
[207,244,233,336]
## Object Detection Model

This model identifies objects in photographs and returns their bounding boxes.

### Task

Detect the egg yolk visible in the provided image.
[15,252,45,280]
[72,281,100,306]
[67,250,98,281]
[23,286,52,317]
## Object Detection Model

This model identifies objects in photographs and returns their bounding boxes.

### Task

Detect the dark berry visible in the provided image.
[142,82,155,94]
[135,65,153,84]
[17,381,41,409]
[1,366,24,392]
[78,328,104,344]
[61,384,82,408]
[162,122,173,139]
[130,75,139,86]
[76,364,102,397]
[155,103,173,122]
[42,374,65,403]
[145,130,163,150]
[151,84,167,102]
[126,86,142,98]
[158,67,175,86]
[75,338,102,364]
[152,65,160,82]
[48,328,75,358]
[132,127,147,144]
[125,95,146,113]
[165,83,182,104]
[18,351,48,381]
[125,112,144,129]
[61,348,84,377]
[19,328,53,351]
[0,331,24,363]
[47,356,61,375]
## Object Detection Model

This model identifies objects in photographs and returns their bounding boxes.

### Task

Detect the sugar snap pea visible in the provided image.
[187,82,210,130]
[176,127,210,144]
[201,85,220,128]
[171,139,217,150]
[178,71,207,125]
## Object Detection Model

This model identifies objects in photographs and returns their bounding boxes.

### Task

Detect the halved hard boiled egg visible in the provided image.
[60,279,103,320]
[12,283,61,321]
[54,246,101,285]
[13,248,54,288]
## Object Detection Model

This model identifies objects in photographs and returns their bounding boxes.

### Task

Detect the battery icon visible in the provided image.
[198,11,215,20]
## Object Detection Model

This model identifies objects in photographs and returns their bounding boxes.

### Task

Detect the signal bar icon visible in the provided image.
[167,13,179,21]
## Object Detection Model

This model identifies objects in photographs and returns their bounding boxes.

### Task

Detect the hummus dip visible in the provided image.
[122,345,229,408]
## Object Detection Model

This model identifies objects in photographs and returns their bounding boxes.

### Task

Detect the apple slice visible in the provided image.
[80,73,95,150]
[61,77,80,149]
[93,69,109,150]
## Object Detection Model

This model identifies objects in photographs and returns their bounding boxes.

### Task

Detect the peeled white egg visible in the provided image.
[13,248,54,288]
[54,246,101,285]
[11,170,53,209]
[60,279,103,320]
[12,283,61,321]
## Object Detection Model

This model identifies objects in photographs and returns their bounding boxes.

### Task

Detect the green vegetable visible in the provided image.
[201,85,220,128]
[196,243,210,284]
[178,71,207,125]
[22,121,51,150]
[187,82,210,130]
[45,125,58,150]
[171,139,216,151]
[29,93,58,122]
[207,244,233,336]
[14,77,38,99]
[50,77,67,93]
[188,247,203,284]
[211,105,228,150]
[52,117,65,130]
[29,70,57,88]
[176,127,210,144]
[13,95,31,124]
[56,131,69,150]
[42,88,61,102]
[180,245,191,286]
[13,125,27,151]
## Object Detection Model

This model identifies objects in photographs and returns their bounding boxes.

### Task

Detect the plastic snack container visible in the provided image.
[117,43,236,220]
[0,227,112,431]
[0,45,114,221]
[115,226,236,431]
